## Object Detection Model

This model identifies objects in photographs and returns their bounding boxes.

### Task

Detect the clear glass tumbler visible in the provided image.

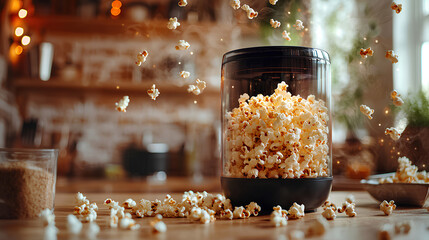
[0,148,58,219]
[221,46,332,212]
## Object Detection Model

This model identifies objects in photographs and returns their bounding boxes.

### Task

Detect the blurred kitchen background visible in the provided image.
[0,0,428,186]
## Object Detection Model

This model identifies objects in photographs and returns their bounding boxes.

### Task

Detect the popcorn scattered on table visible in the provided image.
[269,0,278,5]
[175,40,190,50]
[230,0,240,10]
[39,208,55,226]
[379,156,428,183]
[270,19,281,28]
[115,96,130,112]
[220,209,234,220]
[233,206,251,219]
[346,194,356,204]
[180,71,190,79]
[147,84,160,100]
[306,216,329,237]
[167,17,180,30]
[151,214,167,233]
[67,214,82,234]
[225,82,329,179]
[338,202,356,217]
[390,90,404,106]
[119,213,140,230]
[86,222,100,239]
[391,2,402,14]
[360,104,374,120]
[378,224,393,240]
[282,30,291,41]
[241,4,258,19]
[178,0,187,7]
[394,221,412,234]
[122,198,136,209]
[293,20,304,31]
[74,192,98,222]
[360,47,374,59]
[288,230,305,240]
[385,127,401,141]
[288,202,305,219]
[385,50,399,64]
[43,224,59,240]
[322,201,337,211]
[104,198,127,228]
[380,200,396,216]
[322,207,336,220]
[245,202,261,216]
[135,50,149,66]
[187,79,206,95]
[270,210,288,227]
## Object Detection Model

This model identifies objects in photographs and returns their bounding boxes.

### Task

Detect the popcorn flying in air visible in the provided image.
[178,0,187,7]
[293,20,304,31]
[391,2,402,14]
[230,0,240,10]
[270,19,281,28]
[390,90,404,106]
[360,47,374,59]
[180,71,190,79]
[187,79,206,95]
[385,50,399,63]
[175,40,190,50]
[360,104,374,119]
[167,17,180,30]
[269,0,278,5]
[116,96,130,112]
[241,4,258,19]
[135,50,149,66]
[147,84,160,100]
[282,30,291,41]
[385,127,402,141]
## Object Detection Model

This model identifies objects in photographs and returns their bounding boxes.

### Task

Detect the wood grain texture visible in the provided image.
[0,190,428,240]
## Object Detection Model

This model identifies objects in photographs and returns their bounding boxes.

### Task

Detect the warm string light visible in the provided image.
[15,27,24,37]
[14,45,23,55]
[194,100,197,104]
[116,86,120,89]
[111,0,122,16]
[21,35,31,46]
[18,9,27,18]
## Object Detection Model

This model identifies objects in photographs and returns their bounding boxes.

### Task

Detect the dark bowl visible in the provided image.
[361,173,429,207]
[221,177,332,213]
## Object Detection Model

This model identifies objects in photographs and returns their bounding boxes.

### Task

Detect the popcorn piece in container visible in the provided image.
[122,198,136,209]
[187,79,206,95]
[360,104,374,119]
[270,19,281,28]
[322,207,336,220]
[135,50,149,66]
[74,192,98,222]
[178,0,187,7]
[167,17,180,30]
[379,156,426,184]
[391,2,402,14]
[175,40,190,50]
[380,200,396,216]
[180,71,190,79]
[282,30,291,41]
[115,96,130,112]
[360,47,374,59]
[270,211,287,227]
[151,214,167,233]
[293,20,304,31]
[241,4,258,19]
[269,0,278,5]
[39,208,55,226]
[67,214,82,234]
[385,50,399,64]
[147,84,160,100]
[385,127,401,141]
[390,90,404,107]
[230,0,240,10]
[306,216,329,237]
[288,202,305,219]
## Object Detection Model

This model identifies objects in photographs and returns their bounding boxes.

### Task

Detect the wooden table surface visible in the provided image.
[1,186,428,240]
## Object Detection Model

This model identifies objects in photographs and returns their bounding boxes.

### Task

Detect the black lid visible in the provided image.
[222,46,330,64]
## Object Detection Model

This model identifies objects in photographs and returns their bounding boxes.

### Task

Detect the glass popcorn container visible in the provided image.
[221,46,332,212]
[0,148,58,219]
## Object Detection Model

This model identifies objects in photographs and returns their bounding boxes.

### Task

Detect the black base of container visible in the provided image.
[221,177,332,214]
